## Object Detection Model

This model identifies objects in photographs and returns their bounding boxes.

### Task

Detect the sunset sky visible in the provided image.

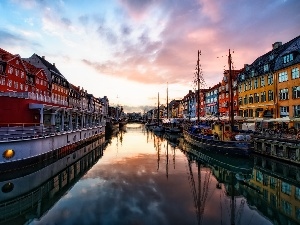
[0,0,299,112]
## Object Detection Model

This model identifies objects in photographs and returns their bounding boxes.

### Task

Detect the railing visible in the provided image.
[0,123,104,141]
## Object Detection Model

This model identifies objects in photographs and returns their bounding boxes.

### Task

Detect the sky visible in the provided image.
[0,0,299,113]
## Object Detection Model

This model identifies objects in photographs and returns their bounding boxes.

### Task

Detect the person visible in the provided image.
[213,132,219,140]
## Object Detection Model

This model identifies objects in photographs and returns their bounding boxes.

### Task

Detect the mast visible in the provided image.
[157,92,160,125]
[167,83,169,119]
[228,49,234,130]
[197,50,201,123]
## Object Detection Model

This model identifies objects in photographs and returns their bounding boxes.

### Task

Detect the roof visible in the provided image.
[237,35,300,82]
[34,54,66,79]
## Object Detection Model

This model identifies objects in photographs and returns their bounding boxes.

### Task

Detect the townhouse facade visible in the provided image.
[205,83,220,116]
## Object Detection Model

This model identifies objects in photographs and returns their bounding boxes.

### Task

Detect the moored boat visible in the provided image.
[183,49,253,157]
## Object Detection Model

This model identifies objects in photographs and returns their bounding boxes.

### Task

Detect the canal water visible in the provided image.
[1,123,299,225]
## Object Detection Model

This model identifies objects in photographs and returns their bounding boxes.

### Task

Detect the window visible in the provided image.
[279,71,288,82]
[251,70,255,77]
[261,91,266,102]
[268,90,274,101]
[264,64,269,72]
[248,81,252,90]
[239,97,242,105]
[267,74,273,85]
[254,93,259,103]
[283,53,293,64]
[238,84,242,93]
[292,86,300,99]
[0,64,3,73]
[249,94,253,104]
[7,79,12,87]
[244,83,247,91]
[294,105,300,117]
[14,81,18,89]
[243,95,248,104]
[249,109,253,117]
[263,189,268,200]
[279,88,289,100]
[281,200,292,215]
[254,78,258,89]
[292,67,299,79]
[280,106,289,115]
[281,182,291,195]
[296,187,300,200]
[256,171,263,182]
[270,177,276,189]
[21,71,24,78]
[260,76,265,87]
[270,194,276,207]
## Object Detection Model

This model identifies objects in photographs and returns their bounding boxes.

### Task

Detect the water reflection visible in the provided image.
[0,137,106,225]
[1,123,299,225]
[239,155,300,225]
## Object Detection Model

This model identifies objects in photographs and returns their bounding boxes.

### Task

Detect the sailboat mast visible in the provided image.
[197,50,201,122]
[157,92,160,125]
[228,49,234,130]
[167,83,169,119]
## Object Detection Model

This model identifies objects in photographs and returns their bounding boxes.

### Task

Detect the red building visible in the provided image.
[218,69,241,116]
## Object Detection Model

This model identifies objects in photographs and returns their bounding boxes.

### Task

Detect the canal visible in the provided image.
[1,123,299,225]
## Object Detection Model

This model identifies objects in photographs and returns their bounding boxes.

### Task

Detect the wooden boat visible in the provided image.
[183,50,253,157]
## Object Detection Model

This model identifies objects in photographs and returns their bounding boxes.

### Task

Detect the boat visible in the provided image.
[183,50,253,157]
[0,49,107,173]
[163,118,182,134]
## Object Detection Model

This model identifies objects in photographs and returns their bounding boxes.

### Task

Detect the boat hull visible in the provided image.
[0,126,105,172]
[183,130,253,157]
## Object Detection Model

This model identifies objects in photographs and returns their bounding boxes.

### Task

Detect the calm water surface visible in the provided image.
[2,123,299,225]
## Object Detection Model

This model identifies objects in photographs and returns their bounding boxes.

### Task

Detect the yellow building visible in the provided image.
[273,37,300,129]
[237,35,300,129]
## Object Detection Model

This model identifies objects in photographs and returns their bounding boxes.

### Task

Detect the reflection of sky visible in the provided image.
[29,124,272,225]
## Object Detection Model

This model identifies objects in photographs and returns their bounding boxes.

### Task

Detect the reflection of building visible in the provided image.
[0,137,106,225]
[238,155,300,225]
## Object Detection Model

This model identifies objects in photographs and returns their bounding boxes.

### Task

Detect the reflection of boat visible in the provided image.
[182,140,254,225]
[0,136,106,225]
[183,50,253,157]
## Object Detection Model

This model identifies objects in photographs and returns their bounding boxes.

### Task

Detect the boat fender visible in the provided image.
[297,132,300,140]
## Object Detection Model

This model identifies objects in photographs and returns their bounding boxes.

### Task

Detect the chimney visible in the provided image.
[42,56,45,59]
[244,64,248,68]
[272,42,282,50]
[53,63,55,67]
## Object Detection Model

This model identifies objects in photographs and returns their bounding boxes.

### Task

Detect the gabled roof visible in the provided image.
[0,48,14,61]
[237,37,300,82]
[23,60,43,76]
[34,54,66,79]
[274,35,300,71]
